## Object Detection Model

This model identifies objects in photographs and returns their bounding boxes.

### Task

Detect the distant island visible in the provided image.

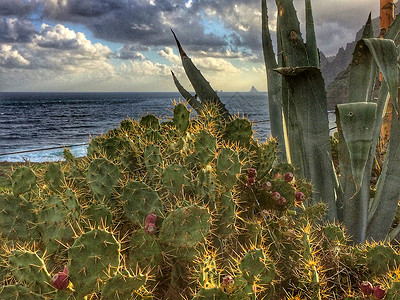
[249,86,261,94]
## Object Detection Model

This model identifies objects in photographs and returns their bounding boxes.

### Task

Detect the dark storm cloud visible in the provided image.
[0,17,37,43]
[0,0,39,17]
[41,0,229,52]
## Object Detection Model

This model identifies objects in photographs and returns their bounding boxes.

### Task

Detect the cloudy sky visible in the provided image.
[0,0,380,92]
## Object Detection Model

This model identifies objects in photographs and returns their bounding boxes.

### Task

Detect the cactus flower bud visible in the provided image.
[295,191,305,202]
[271,191,281,202]
[222,275,234,286]
[145,213,157,225]
[284,172,294,182]
[51,267,69,290]
[277,197,287,206]
[263,181,272,191]
[372,285,386,299]
[360,281,373,295]
[247,168,257,178]
[247,176,255,185]
[145,222,157,235]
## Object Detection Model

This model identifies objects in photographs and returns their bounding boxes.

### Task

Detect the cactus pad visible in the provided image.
[162,164,191,195]
[0,194,39,243]
[68,229,120,297]
[195,130,217,165]
[159,206,210,249]
[121,181,163,226]
[8,250,53,294]
[101,271,147,299]
[86,158,121,204]
[216,148,241,189]
[239,248,276,285]
[12,167,36,196]
[129,229,163,269]
[44,163,65,193]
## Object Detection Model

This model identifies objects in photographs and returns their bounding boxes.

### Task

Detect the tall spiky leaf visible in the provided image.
[261,0,286,159]
[171,29,230,119]
[305,0,319,67]
[171,70,202,114]
[347,15,377,103]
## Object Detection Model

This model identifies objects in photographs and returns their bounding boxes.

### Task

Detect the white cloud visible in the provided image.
[0,44,30,67]
[158,47,180,64]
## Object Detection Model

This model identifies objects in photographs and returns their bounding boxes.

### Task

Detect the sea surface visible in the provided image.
[0,92,272,162]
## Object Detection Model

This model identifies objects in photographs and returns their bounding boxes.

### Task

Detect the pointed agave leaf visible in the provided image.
[337,103,377,189]
[261,0,286,159]
[348,15,377,103]
[367,99,400,241]
[363,38,398,114]
[305,0,318,67]
[171,70,202,114]
[384,11,400,40]
[171,29,230,119]
[275,67,338,221]
[275,0,308,67]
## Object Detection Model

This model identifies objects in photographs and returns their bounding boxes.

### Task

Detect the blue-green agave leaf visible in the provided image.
[171,29,230,119]
[337,103,377,189]
[363,38,398,115]
[171,70,202,114]
[262,0,286,159]
[305,0,318,67]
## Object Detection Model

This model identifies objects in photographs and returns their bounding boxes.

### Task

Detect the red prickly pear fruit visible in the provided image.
[372,285,386,299]
[263,181,272,191]
[222,275,234,286]
[295,191,305,202]
[284,172,294,182]
[62,266,68,276]
[145,213,157,225]
[271,191,281,202]
[247,176,255,185]
[247,168,257,178]
[51,269,69,290]
[277,197,287,206]
[360,281,373,295]
[145,222,157,234]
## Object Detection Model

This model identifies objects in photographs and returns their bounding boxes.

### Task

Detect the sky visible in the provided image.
[0,0,380,92]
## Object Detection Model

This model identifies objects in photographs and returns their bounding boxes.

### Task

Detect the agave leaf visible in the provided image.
[384,11,400,40]
[367,97,400,241]
[261,0,286,159]
[363,38,398,115]
[171,70,202,114]
[305,0,318,67]
[275,0,308,67]
[337,103,377,189]
[171,29,230,119]
[275,66,338,221]
[348,15,377,103]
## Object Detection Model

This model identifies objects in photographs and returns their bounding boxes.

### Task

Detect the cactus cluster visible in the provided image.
[2,102,400,299]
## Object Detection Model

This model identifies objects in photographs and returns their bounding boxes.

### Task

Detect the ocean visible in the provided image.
[0,92,271,162]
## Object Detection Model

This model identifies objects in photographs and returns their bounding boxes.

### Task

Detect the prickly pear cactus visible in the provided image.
[194,130,217,165]
[8,250,53,295]
[216,148,241,189]
[224,118,253,146]
[161,164,191,195]
[44,163,65,193]
[121,181,163,226]
[172,103,190,132]
[0,194,39,243]
[101,270,147,299]
[159,206,210,249]
[68,229,120,297]
[129,229,163,270]
[12,167,36,196]
[86,158,121,204]
[0,284,45,299]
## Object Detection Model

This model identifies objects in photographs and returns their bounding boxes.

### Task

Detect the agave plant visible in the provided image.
[171,0,400,244]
